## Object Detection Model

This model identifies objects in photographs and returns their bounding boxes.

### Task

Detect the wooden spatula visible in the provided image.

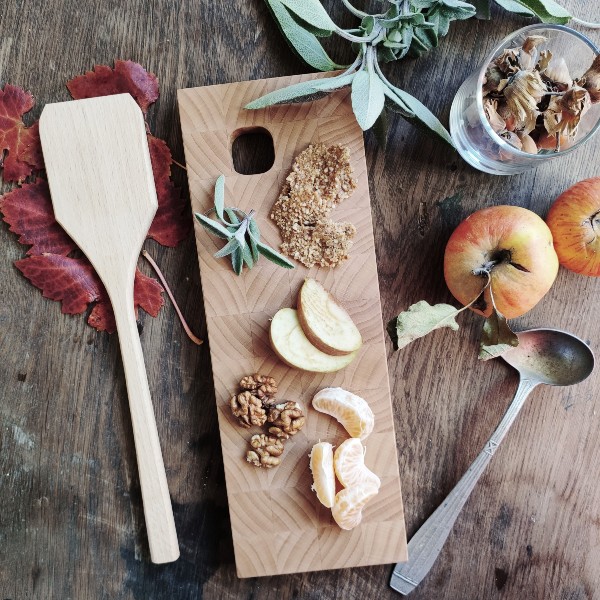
[39,94,179,564]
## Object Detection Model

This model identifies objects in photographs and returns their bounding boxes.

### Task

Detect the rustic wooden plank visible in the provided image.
[0,0,599,598]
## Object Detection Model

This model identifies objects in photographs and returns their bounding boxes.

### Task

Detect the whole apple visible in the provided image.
[546,177,600,277]
[444,205,559,319]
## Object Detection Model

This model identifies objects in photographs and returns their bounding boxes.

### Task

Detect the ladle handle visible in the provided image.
[391,378,537,595]
[112,287,180,564]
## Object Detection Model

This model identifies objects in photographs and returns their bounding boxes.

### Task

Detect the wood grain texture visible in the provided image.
[1,0,600,598]
[39,94,179,564]
[178,74,407,577]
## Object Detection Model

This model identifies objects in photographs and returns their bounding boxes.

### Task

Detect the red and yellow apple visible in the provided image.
[444,205,559,319]
[546,177,600,277]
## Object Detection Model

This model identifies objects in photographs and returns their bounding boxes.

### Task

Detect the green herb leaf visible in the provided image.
[214,175,225,220]
[372,108,389,149]
[232,247,244,275]
[248,218,261,241]
[241,242,255,269]
[245,72,355,109]
[265,0,343,71]
[224,207,241,225]
[256,241,295,269]
[279,0,337,33]
[383,84,454,147]
[492,0,534,16]
[383,87,415,118]
[494,0,570,23]
[248,231,260,262]
[387,300,461,351]
[478,308,519,360]
[351,68,385,130]
[214,237,240,259]
[195,213,233,240]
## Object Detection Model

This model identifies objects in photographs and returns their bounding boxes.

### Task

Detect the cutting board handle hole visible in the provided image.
[231,127,275,175]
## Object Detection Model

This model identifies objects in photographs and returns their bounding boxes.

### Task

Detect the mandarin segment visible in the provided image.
[331,484,379,530]
[312,387,374,440]
[333,438,381,490]
[309,442,336,508]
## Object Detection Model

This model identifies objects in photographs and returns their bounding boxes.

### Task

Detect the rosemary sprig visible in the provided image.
[194,175,295,275]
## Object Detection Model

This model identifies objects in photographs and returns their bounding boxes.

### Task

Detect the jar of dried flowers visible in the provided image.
[450,24,600,176]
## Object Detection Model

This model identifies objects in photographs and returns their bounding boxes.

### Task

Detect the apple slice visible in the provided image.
[270,308,358,372]
[297,278,362,356]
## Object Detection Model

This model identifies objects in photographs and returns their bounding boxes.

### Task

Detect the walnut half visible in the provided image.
[230,391,267,428]
[239,373,278,401]
[246,434,284,468]
[267,401,305,439]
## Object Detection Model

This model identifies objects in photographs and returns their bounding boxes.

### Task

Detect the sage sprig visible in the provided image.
[194,175,295,275]
[247,0,593,148]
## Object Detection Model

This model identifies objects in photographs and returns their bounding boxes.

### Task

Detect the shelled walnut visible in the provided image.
[246,434,284,468]
[267,401,305,439]
[230,391,267,428]
[239,373,278,401]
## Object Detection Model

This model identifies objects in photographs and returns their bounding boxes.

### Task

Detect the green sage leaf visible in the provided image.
[256,241,295,269]
[387,300,461,351]
[241,243,255,269]
[214,237,240,259]
[214,175,225,220]
[224,208,240,225]
[279,0,336,33]
[245,73,355,110]
[232,247,244,275]
[248,232,260,262]
[493,0,534,16]
[478,308,519,360]
[351,68,386,130]
[383,87,415,118]
[265,0,342,71]
[494,0,570,22]
[248,218,261,241]
[384,84,454,147]
[195,213,233,240]
[372,109,389,149]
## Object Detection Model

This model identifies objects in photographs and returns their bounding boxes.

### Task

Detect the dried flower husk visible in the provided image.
[544,56,573,90]
[483,99,506,133]
[544,86,591,139]
[494,49,521,76]
[519,35,546,71]
[578,55,600,104]
[483,64,505,95]
[499,130,522,150]
[517,132,538,154]
[503,70,545,133]
[536,50,552,74]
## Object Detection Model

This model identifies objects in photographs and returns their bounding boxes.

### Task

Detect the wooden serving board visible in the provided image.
[177,73,407,578]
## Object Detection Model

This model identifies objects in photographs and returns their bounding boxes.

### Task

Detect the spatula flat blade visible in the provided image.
[39,94,157,287]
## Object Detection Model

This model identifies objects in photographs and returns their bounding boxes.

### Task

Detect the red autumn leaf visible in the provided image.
[88,269,165,333]
[0,180,76,255]
[0,84,44,182]
[16,254,164,333]
[66,60,159,115]
[147,135,191,247]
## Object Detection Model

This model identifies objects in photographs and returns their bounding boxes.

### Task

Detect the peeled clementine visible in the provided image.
[331,484,379,530]
[312,387,374,440]
[309,442,336,508]
[333,438,381,490]
[546,177,600,277]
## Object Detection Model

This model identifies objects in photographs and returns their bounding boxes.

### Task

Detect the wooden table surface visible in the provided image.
[1,1,599,598]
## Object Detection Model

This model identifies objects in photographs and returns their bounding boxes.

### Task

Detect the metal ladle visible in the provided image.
[391,328,595,595]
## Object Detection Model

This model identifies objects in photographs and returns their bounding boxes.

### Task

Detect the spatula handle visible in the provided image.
[113,290,179,564]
